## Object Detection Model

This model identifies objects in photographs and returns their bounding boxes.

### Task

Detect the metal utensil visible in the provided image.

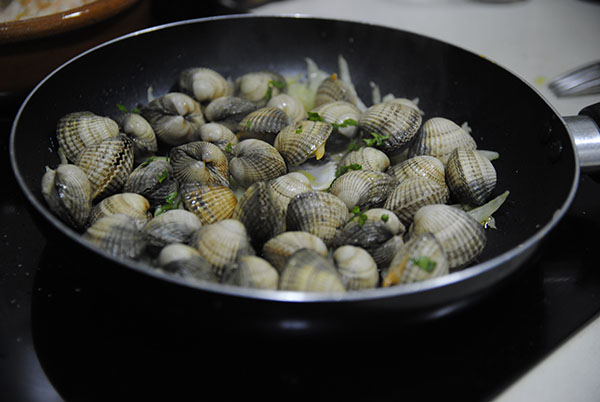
[549,60,600,97]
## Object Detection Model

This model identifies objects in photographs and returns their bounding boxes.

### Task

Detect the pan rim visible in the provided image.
[8,13,581,304]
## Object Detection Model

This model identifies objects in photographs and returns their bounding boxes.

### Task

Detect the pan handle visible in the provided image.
[564,102,600,174]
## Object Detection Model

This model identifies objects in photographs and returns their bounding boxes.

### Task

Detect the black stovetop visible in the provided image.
[3,4,600,402]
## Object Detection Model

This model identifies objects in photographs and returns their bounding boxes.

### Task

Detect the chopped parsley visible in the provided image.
[157,169,168,183]
[154,191,180,217]
[307,111,324,122]
[363,132,390,147]
[410,256,437,273]
[139,155,169,168]
[331,118,358,130]
[117,103,140,114]
[335,163,362,178]
[350,205,369,226]
[265,80,286,101]
[247,120,252,129]
[296,125,303,134]
[381,214,389,223]
[346,141,362,153]
[225,142,233,153]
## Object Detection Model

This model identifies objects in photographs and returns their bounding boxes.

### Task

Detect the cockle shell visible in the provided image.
[311,100,361,138]
[445,148,497,206]
[123,158,178,207]
[180,182,237,225]
[279,248,346,292]
[409,204,486,270]
[333,245,379,290]
[222,255,279,290]
[41,163,92,231]
[204,96,257,130]
[267,93,307,124]
[169,141,229,186]
[231,181,286,250]
[83,213,146,260]
[267,172,313,211]
[274,120,333,166]
[358,101,422,154]
[237,106,291,142]
[261,231,329,273]
[56,111,119,162]
[329,169,395,210]
[285,191,349,246]
[339,147,391,172]
[75,133,134,200]
[140,92,206,146]
[408,117,477,164]
[229,139,287,188]
[235,70,287,105]
[191,219,254,278]
[178,67,233,102]
[383,176,450,226]
[197,122,239,156]
[382,232,450,286]
[119,113,157,162]
[314,75,358,107]
[89,192,152,225]
[156,243,218,283]
[142,209,203,254]
[387,155,446,187]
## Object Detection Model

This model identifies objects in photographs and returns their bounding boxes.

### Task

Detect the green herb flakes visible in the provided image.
[335,163,362,178]
[410,256,437,273]
[363,132,390,147]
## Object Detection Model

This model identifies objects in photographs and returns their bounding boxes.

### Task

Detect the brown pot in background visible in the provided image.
[0,0,152,104]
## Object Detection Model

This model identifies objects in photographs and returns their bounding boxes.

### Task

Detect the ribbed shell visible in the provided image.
[274,120,333,166]
[178,67,233,102]
[89,193,152,225]
[156,243,218,283]
[267,172,313,211]
[408,117,477,164]
[333,245,379,290]
[123,158,177,207]
[383,176,450,226]
[142,209,202,253]
[41,164,92,231]
[237,106,290,142]
[329,169,394,210]
[267,94,307,124]
[314,76,358,107]
[279,248,346,292]
[75,133,134,200]
[229,139,287,188]
[445,148,497,205]
[197,122,239,156]
[222,255,279,290]
[340,147,390,172]
[231,181,286,250]
[180,183,237,225]
[56,111,119,163]
[410,204,487,270]
[311,100,361,138]
[332,219,395,257]
[382,232,450,286]
[261,231,329,273]
[83,213,146,260]
[204,96,257,130]
[371,234,404,271]
[285,191,349,246]
[235,70,286,105]
[140,92,205,146]
[387,155,446,187]
[169,141,229,186]
[358,101,422,154]
[191,219,253,278]
[119,113,157,162]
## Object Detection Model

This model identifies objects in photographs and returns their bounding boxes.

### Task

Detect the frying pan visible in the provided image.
[9,15,600,331]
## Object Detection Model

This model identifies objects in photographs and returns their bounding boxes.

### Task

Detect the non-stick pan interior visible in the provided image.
[10,15,577,303]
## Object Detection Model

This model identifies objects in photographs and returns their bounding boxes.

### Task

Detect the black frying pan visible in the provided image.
[9,15,597,330]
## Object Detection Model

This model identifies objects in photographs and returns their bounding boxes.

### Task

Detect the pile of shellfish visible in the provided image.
[41,57,506,293]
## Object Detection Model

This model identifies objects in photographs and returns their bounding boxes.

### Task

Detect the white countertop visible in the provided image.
[251,0,600,400]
